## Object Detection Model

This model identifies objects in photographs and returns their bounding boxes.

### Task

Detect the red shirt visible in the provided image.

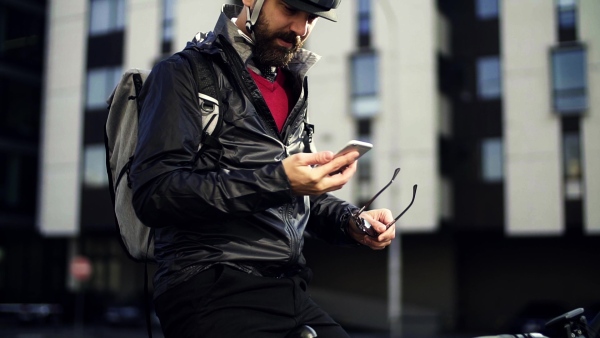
[249,68,291,132]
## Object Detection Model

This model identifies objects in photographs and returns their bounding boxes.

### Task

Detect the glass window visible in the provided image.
[552,46,587,114]
[0,150,37,214]
[563,132,582,199]
[357,0,370,29]
[352,53,378,97]
[86,66,122,110]
[476,0,499,20]
[481,138,503,182]
[558,0,577,29]
[563,132,581,178]
[1,154,20,207]
[163,0,175,42]
[558,9,576,28]
[351,53,379,117]
[84,144,109,187]
[477,56,502,100]
[89,0,126,36]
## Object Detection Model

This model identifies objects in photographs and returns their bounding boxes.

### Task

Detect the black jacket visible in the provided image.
[130,5,358,297]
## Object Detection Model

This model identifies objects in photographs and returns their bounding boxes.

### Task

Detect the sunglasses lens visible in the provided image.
[357,218,379,238]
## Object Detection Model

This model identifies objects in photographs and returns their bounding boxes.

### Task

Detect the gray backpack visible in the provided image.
[104,48,222,262]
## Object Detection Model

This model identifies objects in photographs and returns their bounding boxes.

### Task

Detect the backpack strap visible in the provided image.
[132,72,144,114]
[178,48,223,151]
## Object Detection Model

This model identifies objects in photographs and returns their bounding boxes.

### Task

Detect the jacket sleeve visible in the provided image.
[306,193,361,246]
[129,55,294,228]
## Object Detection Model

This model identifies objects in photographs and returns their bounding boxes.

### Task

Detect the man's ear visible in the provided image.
[242,0,255,9]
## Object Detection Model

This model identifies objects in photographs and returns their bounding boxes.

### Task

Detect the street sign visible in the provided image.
[70,256,92,282]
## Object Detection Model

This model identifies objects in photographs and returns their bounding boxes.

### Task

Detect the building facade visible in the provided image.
[1,0,599,335]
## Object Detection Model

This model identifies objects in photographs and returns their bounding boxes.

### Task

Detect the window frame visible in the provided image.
[83,144,110,188]
[550,43,587,115]
[349,51,380,118]
[86,66,123,110]
[476,0,499,20]
[476,55,502,100]
[89,0,126,37]
[481,137,504,183]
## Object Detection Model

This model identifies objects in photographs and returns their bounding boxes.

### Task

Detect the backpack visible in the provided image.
[104,48,222,263]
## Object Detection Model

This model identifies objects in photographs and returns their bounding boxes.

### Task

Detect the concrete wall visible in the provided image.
[502,0,563,235]
[306,1,355,202]
[373,0,439,232]
[124,0,161,70]
[176,0,222,50]
[38,0,88,236]
[579,0,600,234]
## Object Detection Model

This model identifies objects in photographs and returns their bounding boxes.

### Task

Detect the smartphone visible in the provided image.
[334,140,373,159]
[329,140,373,175]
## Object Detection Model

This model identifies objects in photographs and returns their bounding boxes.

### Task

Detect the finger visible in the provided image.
[294,151,333,167]
[314,151,359,176]
[312,151,335,165]
[362,212,388,234]
[326,160,357,182]
[364,236,391,250]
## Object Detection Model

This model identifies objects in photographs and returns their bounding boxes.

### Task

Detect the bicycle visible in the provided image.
[476,308,600,338]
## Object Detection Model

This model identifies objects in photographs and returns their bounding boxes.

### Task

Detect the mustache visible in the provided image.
[275,31,302,48]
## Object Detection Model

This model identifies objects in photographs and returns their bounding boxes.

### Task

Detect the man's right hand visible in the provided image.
[282,151,359,195]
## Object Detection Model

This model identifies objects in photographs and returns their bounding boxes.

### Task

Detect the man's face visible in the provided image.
[252,0,318,67]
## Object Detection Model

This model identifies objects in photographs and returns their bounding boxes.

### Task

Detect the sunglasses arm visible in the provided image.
[385,184,418,228]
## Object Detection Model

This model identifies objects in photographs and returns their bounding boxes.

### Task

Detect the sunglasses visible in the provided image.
[352,168,417,238]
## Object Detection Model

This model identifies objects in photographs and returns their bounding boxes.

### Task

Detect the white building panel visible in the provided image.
[502,0,563,235]
[175,0,223,49]
[306,3,355,202]
[579,0,600,234]
[373,0,438,232]
[125,0,161,70]
[38,0,88,236]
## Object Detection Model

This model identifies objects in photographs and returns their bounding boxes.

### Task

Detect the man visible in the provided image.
[130,0,396,336]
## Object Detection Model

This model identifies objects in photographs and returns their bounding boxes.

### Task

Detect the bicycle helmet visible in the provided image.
[246,0,341,34]
[282,0,341,22]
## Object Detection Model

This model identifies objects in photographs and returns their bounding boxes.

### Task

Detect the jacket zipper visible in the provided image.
[283,203,301,267]
[280,77,308,141]
[218,36,304,266]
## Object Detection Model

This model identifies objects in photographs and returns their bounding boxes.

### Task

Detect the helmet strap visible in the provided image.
[245,0,265,39]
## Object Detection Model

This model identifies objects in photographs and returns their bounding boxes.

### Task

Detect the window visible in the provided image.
[481,138,503,182]
[476,0,499,20]
[89,0,126,36]
[357,0,371,47]
[163,0,175,43]
[83,144,109,187]
[552,46,587,114]
[351,52,379,118]
[352,54,378,97]
[477,56,501,100]
[86,66,122,110]
[0,154,21,208]
[557,0,576,29]
[563,132,582,200]
[0,150,37,214]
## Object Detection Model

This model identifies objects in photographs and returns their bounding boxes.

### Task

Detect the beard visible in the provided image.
[252,15,305,68]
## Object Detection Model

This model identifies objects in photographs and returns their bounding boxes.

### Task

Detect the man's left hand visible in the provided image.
[347,209,395,250]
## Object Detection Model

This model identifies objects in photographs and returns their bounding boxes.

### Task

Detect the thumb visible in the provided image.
[304,151,334,166]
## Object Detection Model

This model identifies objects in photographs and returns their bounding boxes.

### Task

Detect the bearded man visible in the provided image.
[130,1,396,337]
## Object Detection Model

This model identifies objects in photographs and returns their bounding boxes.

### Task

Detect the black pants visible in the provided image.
[154,265,350,338]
